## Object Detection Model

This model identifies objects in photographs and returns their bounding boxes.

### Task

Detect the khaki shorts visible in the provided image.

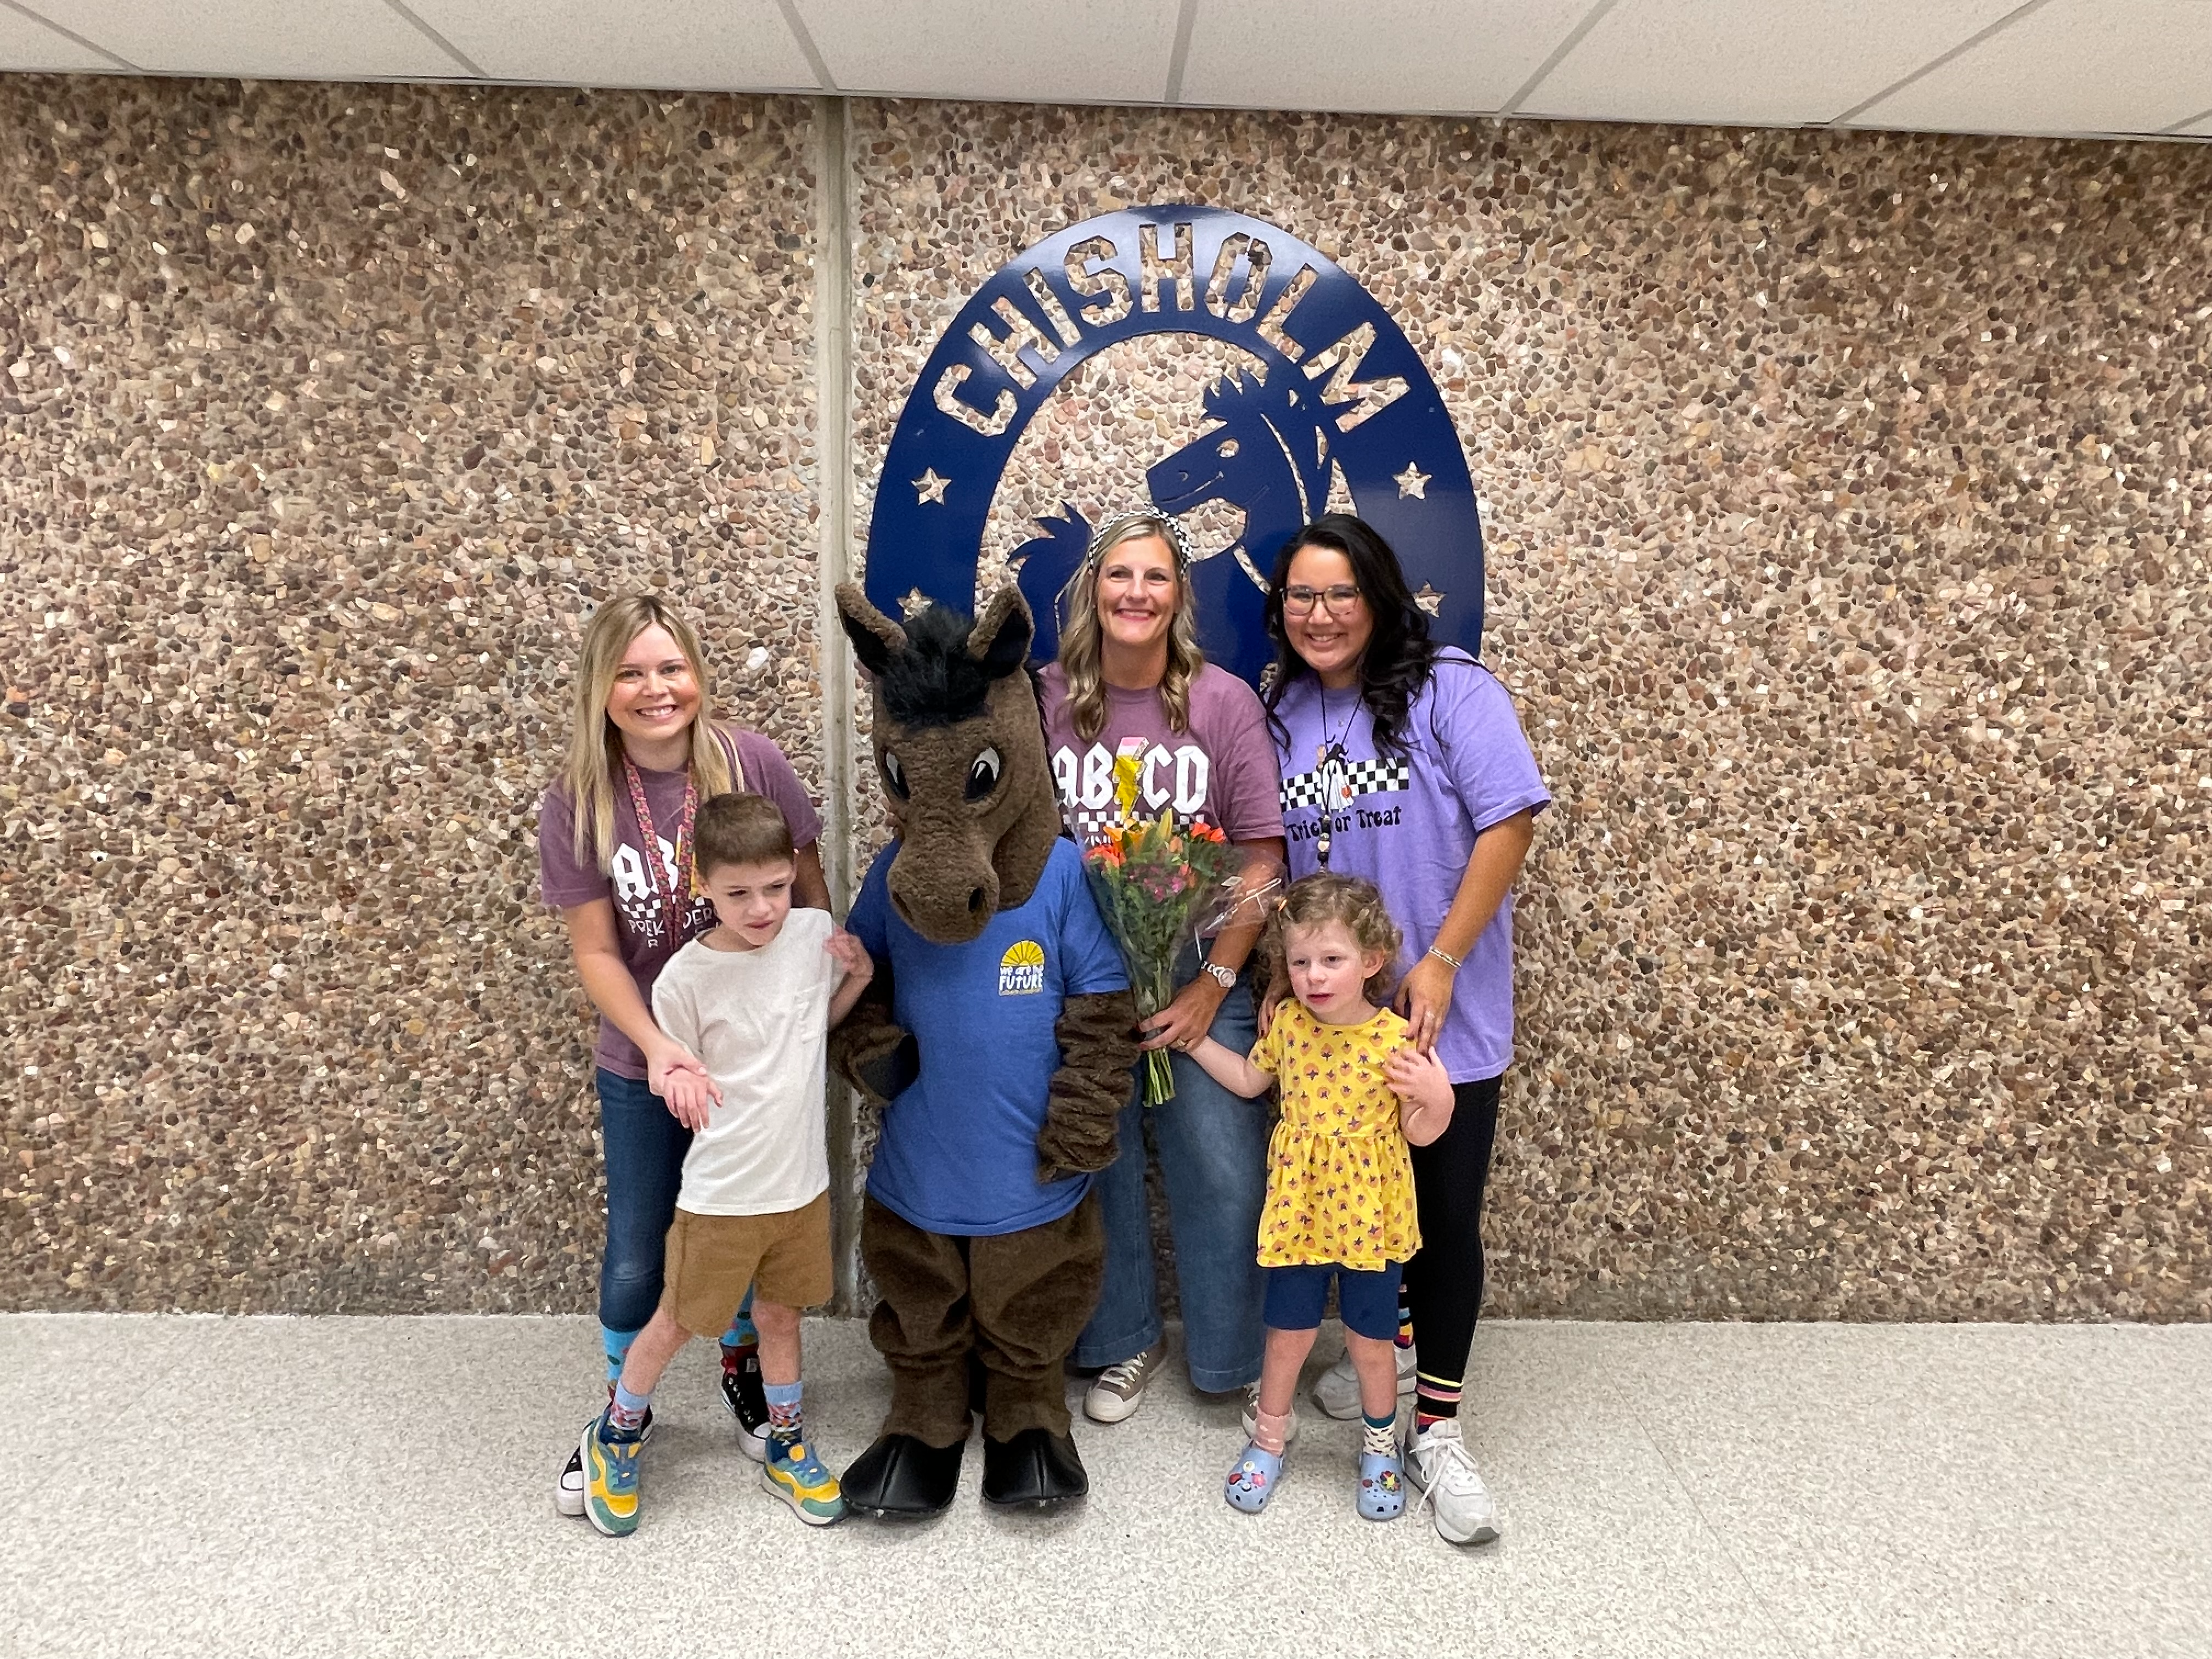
[658,1193,834,1338]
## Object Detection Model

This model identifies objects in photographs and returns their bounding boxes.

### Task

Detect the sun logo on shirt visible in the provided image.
[997,939,1046,996]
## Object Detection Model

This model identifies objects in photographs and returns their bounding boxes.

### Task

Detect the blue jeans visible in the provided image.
[596,1069,748,1368]
[1073,960,1269,1392]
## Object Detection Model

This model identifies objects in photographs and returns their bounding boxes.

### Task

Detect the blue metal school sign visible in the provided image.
[865,205,1483,687]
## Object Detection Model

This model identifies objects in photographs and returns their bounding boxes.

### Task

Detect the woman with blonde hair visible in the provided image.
[537,592,828,1516]
[1038,512,1286,1425]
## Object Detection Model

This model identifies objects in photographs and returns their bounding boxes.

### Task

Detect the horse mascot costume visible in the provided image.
[831,580,1138,1517]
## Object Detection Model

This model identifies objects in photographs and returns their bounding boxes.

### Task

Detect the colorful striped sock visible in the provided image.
[1394,1291,1415,1351]
[1414,1374,1462,1429]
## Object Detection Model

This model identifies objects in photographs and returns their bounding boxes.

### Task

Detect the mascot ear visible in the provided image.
[837,582,907,679]
[965,584,1034,681]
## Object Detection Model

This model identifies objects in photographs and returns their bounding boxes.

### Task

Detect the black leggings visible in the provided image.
[1399,1075,1501,1393]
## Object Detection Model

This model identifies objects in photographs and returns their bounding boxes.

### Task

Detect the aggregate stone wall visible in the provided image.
[2,78,824,1310]
[5,78,2207,1317]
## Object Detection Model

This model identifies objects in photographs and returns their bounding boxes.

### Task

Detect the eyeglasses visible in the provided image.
[1280,584,1362,617]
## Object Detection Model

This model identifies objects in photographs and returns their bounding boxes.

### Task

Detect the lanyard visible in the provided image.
[620,754,702,917]
[1314,687,1358,870]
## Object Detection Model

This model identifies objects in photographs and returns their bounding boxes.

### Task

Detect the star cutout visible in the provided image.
[913,468,950,505]
[1413,583,1444,616]
[898,586,933,618]
[1394,462,1430,499]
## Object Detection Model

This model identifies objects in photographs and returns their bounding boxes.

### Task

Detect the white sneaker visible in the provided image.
[1403,1418,1500,1544]
[1084,1340,1167,1424]
[1237,1384,1300,1447]
[1311,1342,1417,1420]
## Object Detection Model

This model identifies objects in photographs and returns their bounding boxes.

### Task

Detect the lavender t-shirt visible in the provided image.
[537,727,823,1080]
[1039,662,1286,845]
[1273,652,1549,1082]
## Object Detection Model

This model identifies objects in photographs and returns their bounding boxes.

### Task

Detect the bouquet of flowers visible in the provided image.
[1073,755,1278,1105]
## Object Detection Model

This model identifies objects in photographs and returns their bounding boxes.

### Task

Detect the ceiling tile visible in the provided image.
[1180,0,1589,114]
[796,0,1181,103]
[0,5,119,70]
[1849,0,2212,136]
[29,0,469,79]
[404,0,817,91]
[1519,0,2022,127]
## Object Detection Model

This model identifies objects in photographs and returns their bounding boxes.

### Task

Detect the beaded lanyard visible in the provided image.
[1313,684,1357,870]
[620,753,704,928]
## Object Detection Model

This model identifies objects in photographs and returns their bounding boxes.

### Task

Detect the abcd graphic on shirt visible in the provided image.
[997,939,1046,996]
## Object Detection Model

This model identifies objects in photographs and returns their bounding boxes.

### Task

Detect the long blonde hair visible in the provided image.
[561,594,733,872]
[1055,511,1206,744]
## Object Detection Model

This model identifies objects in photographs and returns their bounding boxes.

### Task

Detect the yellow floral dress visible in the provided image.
[1249,1002,1422,1271]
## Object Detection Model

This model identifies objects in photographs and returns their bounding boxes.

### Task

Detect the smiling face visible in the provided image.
[1280,543,1375,689]
[606,624,701,758]
[1093,533,1180,657]
[701,855,795,950]
[1284,919,1386,1022]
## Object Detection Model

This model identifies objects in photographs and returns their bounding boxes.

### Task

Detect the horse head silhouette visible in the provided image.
[1147,368,1334,685]
[1002,368,1335,686]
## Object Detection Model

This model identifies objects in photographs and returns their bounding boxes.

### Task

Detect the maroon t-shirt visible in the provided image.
[1038,661,1286,845]
[537,726,823,1080]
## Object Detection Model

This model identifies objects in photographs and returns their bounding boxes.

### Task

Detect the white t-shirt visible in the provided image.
[648,906,834,1216]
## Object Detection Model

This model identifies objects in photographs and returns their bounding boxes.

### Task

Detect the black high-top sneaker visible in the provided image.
[721,1342,771,1463]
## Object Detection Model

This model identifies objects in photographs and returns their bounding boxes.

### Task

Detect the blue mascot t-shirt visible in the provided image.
[848,836,1128,1237]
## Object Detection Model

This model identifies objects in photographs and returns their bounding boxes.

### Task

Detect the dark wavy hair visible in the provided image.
[1261,513,1440,756]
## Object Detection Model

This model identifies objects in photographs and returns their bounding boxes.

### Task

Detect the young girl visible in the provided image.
[1183,874,1455,1519]
[537,593,830,1517]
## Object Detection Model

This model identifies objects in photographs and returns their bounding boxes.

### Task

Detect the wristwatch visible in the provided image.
[1200,961,1237,989]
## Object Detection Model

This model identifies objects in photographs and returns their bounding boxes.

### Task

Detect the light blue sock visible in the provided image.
[606,1380,651,1436]
[722,1285,758,1351]
[602,1324,640,1384]
[764,1379,803,1446]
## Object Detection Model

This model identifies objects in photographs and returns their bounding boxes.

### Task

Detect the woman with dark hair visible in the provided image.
[1260,512,1549,1545]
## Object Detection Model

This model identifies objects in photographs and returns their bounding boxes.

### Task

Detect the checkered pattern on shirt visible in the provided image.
[1279,754,1412,811]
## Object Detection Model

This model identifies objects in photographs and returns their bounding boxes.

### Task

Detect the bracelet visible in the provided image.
[1426,945,1463,969]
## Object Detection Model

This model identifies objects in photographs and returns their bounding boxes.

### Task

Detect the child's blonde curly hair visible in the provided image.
[1265,873,1403,1007]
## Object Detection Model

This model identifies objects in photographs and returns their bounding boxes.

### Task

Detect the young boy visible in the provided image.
[579,791,873,1535]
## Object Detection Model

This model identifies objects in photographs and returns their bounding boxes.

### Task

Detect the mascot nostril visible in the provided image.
[828,579,1138,1522]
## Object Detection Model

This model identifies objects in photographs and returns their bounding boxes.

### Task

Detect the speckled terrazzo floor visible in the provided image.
[8,1314,2207,1659]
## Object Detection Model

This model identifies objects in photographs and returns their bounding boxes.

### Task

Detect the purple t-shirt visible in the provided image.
[537,727,824,1080]
[1039,662,1286,845]
[1273,652,1550,1082]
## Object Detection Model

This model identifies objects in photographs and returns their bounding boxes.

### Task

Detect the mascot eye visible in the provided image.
[964,747,1002,802]
[1217,438,1239,458]
[882,751,910,799]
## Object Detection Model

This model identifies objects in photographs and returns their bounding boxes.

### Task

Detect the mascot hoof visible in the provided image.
[842,1434,964,1520]
[981,1428,1088,1510]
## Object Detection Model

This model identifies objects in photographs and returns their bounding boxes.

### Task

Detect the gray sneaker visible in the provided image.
[1083,1340,1167,1424]
[1312,1342,1418,1419]
[1403,1417,1500,1544]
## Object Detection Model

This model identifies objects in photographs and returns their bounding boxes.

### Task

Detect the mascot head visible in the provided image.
[837,582,1062,946]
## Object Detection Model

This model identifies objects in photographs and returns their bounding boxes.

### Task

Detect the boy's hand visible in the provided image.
[659,1067,716,1132]
[826,929,874,986]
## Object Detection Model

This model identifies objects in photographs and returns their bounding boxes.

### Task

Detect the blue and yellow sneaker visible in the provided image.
[762,1436,846,1526]
[582,1413,643,1537]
